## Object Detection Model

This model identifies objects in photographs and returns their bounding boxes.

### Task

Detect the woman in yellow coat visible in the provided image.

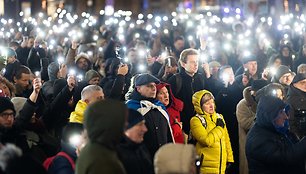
[190,90,234,174]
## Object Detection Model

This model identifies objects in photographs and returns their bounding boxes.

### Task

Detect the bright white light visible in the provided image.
[93,35,99,41]
[147,14,153,19]
[69,134,81,147]
[136,13,143,20]
[188,35,193,41]
[163,29,169,34]
[135,33,140,38]
[58,57,64,64]
[224,7,230,13]
[235,8,241,14]
[138,64,146,72]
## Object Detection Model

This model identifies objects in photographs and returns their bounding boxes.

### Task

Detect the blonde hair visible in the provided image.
[200,92,215,106]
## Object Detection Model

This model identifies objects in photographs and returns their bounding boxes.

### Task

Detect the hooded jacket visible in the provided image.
[126,90,174,160]
[156,83,184,143]
[287,84,306,138]
[236,87,257,174]
[76,99,127,174]
[246,96,306,174]
[190,90,234,174]
[69,100,87,124]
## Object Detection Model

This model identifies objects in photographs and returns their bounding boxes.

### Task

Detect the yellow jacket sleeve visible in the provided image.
[190,116,225,147]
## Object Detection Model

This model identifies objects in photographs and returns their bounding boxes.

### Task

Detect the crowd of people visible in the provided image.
[0,7,306,174]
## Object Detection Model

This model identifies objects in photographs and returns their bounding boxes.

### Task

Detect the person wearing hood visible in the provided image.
[287,73,306,138]
[190,90,234,174]
[76,99,127,174]
[246,95,306,174]
[154,143,199,174]
[156,82,184,143]
[126,73,174,160]
[279,44,294,69]
[3,48,21,83]
[100,58,130,100]
[85,70,101,85]
[116,109,154,174]
[41,62,67,103]
[236,79,268,174]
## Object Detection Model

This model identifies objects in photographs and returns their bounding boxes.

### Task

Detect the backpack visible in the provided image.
[188,115,207,145]
[43,151,75,171]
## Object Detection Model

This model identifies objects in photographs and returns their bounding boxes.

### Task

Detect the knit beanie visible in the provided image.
[273,65,293,83]
[127,109,144,129]
[47,62,60,81]
[0,97,15,114]
[85,70,100,82]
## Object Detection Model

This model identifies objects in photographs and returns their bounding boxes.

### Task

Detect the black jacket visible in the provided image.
[167,68,209,133]
[126,91,173,159]
[246,96,306,174]
[117,136,154,174]
[287,84,306,138]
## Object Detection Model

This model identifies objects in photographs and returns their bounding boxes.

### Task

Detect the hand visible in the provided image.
[67,75,76,91]
[174,118,183,129]
[242,74,249,86]
[71,40,79,50]
[58,64,68,78]
[226,162,234,173]
[216,118,225,128]
[261,68,269,80]
[117,64,129,76]
[201,63,211,78]
[32,78,42,94]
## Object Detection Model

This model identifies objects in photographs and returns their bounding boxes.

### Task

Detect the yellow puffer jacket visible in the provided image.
[69,100,87,123]
[190,90,234,174]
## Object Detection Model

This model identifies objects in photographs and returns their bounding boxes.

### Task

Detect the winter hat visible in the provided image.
[135,73,160,86]
[292,73,306,84]
[6,48,17,58]
[242,55,257,64]
[75,52,90,64]
[85,70,100,82]
[11,97,27,117]
[273,65,293,83]
[0,97,15,114]
[208,61,221,69]
[251,79,268,92]
[154,143,196,174]
[47,62,60,81]
[127,109,144,129]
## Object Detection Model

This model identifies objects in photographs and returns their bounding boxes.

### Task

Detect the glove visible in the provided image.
[216,118,225,128]
[226,162,234,173]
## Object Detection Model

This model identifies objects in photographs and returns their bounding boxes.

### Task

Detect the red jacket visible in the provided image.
[156,83,184,143]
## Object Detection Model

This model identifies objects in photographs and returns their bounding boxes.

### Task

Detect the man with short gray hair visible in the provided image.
[69,85,104,123]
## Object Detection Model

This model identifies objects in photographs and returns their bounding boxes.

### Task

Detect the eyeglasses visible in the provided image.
[0,112,15,119]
